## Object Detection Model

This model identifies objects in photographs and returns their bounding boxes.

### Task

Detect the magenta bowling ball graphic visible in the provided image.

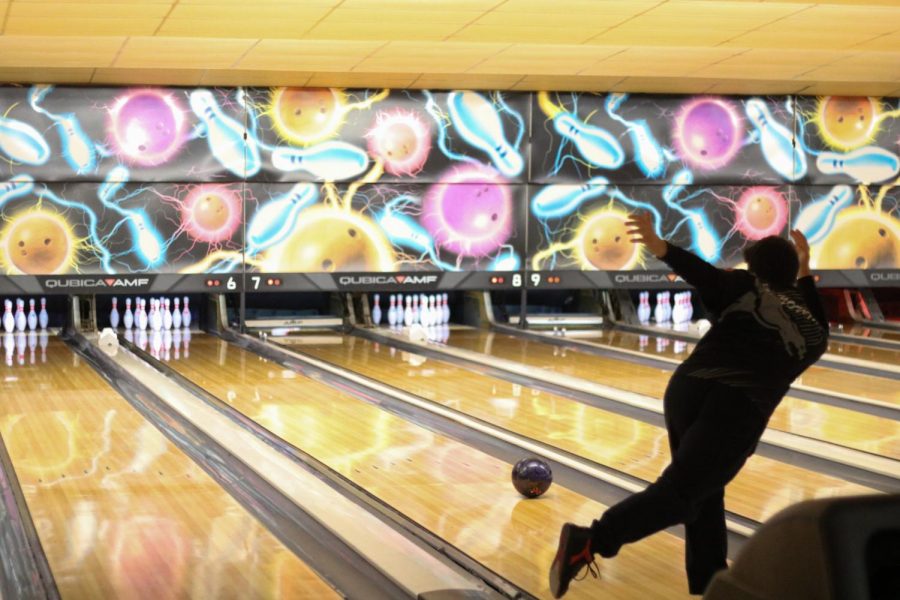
[108,89,188,166]
[673,97,743,171]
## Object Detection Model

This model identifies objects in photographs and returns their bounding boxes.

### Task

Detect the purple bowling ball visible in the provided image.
[512,457,553,499]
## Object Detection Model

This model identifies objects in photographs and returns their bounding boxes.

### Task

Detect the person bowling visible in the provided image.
[549,212,829,597]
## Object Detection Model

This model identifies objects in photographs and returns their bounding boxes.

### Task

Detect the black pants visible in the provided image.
[590,374,772,595]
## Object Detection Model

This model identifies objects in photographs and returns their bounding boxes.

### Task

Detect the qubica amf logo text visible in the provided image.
[613,273,681,283]
[338,275,440,286]
[43,277,151,288]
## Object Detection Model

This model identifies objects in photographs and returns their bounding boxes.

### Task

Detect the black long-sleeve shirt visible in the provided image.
[660,243,829,412]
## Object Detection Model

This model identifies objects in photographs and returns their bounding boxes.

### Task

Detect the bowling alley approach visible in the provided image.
[1,3,900,599]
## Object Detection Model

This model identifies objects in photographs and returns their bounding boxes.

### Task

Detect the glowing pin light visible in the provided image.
[662,168,694,204]
[745,99,807,181]
[446,91,524,178]
[0,174,35,208]
[488,247,521,271]
[531,177,609,220]
[0,115,51,166]
[687,211,721,262]
[376,198,456,271]
[605,93,669,178]
[246,182,318,252]
[189,89,261,177]
[816,147,899,184]
[128,211,164,268]
[28,85,97,175]
[553,112,625,169]
[270,141,369,181]
[794,185,854,245]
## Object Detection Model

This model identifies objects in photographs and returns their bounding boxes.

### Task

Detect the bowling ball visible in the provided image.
[512,457,553,499]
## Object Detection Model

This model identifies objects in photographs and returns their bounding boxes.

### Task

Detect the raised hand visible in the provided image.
[626,212,667,258]
[790,229,811,277]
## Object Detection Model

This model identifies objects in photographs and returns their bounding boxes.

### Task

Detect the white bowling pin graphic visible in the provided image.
[189,89,260,177]
[530,178,609,220]
[404,296,413,327]
[270,141,369,181]
[745,99,806,181]
[0,115,51,166]
[372,294,382,325]
[181,297,192,329]
[15,299,26,332]
[38,297,48,330]
[163,298,173,330]
[109,297,120,329]
[27,299,37,331]
[172,298,182,329]
[446,91,524,177]
[246,183,318,253]
[553,112,625,169]
[816,147,899,184]
[3,300,15,333]
[795,185,853,245]
[123,298,134,329]
[387,295,398,327]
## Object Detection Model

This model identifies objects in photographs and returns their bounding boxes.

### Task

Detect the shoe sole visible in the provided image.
[549,523,574,599]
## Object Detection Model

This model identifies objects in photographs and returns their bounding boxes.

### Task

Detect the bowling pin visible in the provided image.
[745,99,806,181]
[270,141,369,181]
[430,296,438,326]
[162,298,173,330]
[123,298,134,329]
[795,185,853,245]
[442,293,450,325]
[189,89,261,178]
[685,292,694,322]
[172,297,182,329]
[0,114,51,166]
[387,295,398,327]
[3,299,14,333]
[816,147,899,184]
[372,294,382,326]
[110,297,120,329]
[419,294,429,327]
[151,299,162,332]
[411,296,419,325]
[246,182,318,253]
[15,299,26,332]
[404,296,413,327]
[637,292,651,323]
[181,297,192,329]
[38,297,48,330]
[26,299,37,331]
[553,112,624,169]
[654,293,666,324]
[446,91,524,177]
[138,299,148,331]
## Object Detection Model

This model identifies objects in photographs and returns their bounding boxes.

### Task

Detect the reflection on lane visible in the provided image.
[165,334,694,599]
[0,338,336,599]
[293,332,876,524]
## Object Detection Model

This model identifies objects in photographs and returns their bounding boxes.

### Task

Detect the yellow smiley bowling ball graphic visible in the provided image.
[577,210,639,270]
[270,88,342,146]
[192,192,230,231]
[814,207,900,269]
[266,206,394,273]
[3,211,74,274]
[816,96,879,151]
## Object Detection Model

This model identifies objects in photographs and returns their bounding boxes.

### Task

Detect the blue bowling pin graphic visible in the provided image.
[129,211,165,268]
[190,89,261,178]
[662,168,694,205]
[447,91,524,178]
[553,112,624,170]
[687,212,721,262]
[816,147,899,184]
[531,176,609,219]
[98,165,130,203]
[246,182,318,253]
[271,141,369,181]
[745,99,806,181]
[0,174,35,208]
[28,85,97,175]
[605,93,669,178]
[795,185,854,245]
[488,247,521,271]
[377,197,456,271]
[0,115,50,166]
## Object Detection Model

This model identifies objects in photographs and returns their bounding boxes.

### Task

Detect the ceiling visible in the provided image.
[0,0,898,95]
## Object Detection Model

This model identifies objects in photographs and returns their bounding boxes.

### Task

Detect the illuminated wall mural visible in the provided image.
[0,85,897,281]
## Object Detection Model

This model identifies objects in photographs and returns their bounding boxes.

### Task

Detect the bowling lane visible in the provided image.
[0,337,336,599]
[434,328,900,460]
[292,333,876,524]
[834,323,900,344]
[165,334,695,599]
[535,327,900,409]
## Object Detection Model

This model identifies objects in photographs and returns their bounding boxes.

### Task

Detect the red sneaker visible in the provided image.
[549,523,599,598]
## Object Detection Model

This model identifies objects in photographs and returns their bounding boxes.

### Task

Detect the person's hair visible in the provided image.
[743,236,799,289]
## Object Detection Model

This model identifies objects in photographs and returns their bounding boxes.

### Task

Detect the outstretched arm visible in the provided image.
[791,229,828,330]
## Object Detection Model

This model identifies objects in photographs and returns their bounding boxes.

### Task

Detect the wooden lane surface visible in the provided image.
[582,329,899,406]
[293,334,876,524]
[835,324,900,343]
[0,337,336,599]
[448,329,900,460]
[165,334,696,599]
